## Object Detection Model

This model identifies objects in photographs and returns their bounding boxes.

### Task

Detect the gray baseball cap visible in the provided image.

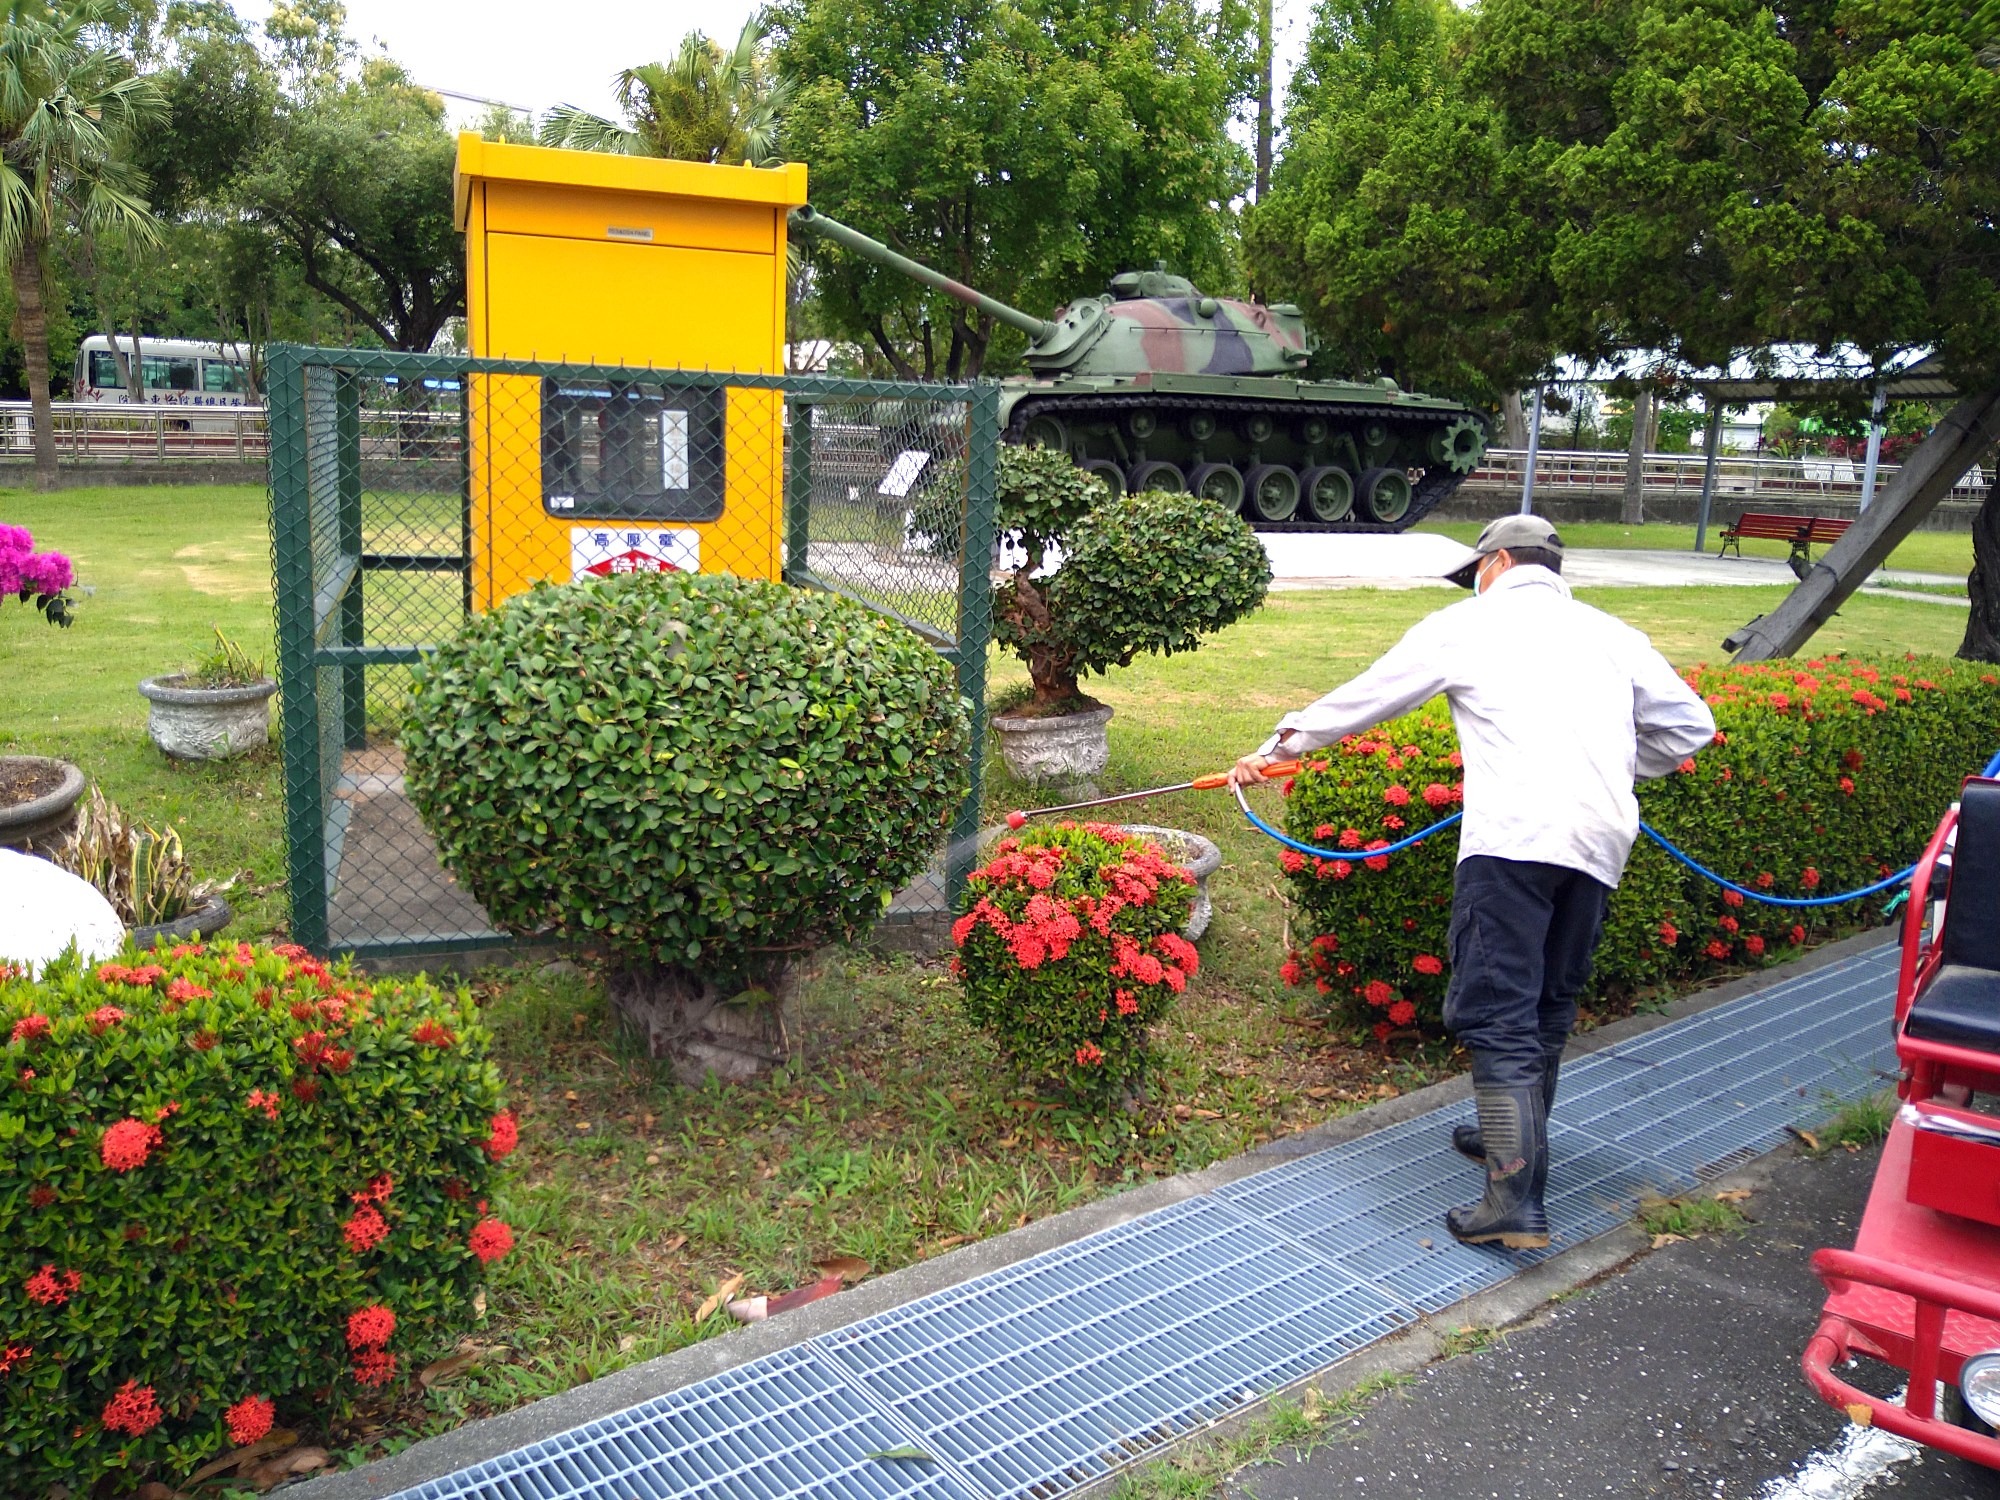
[1444,513,1564,588]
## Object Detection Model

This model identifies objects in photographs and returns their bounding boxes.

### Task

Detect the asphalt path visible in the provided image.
[1238,1142,2000,1500]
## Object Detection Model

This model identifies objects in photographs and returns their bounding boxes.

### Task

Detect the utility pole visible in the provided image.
[1255,0,1273,201]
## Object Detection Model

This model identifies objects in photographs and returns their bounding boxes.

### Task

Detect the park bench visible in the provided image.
[1717,510,1852,578]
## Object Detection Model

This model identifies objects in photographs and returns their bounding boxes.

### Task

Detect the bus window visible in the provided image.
[142,357,198,392]
[88,350,128,388]
[202,360,245,394]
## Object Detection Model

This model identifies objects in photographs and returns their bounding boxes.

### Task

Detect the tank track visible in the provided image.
[1003,391,1475,534]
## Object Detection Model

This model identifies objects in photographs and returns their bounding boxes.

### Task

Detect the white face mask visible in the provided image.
[1474,554,1498,596]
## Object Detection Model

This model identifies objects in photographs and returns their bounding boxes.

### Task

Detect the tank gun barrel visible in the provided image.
[790,205,1053,342]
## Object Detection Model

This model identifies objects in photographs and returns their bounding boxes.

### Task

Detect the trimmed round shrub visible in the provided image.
[0,942,512,1494]
[952,822,1198,1103]
[403,574,969,1065]
[996,486,1272,708]
[1276,653,2000,1042]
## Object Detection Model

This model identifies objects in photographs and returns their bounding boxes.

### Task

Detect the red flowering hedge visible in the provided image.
[0,942,516,1494]
[1279,654,2000,1042]
[953,823,1199,1103]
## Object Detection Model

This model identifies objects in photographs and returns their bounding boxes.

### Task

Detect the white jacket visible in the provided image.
[1257,566,1715,888]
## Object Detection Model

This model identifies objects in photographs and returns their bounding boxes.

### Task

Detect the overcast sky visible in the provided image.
[225,0,1305,138]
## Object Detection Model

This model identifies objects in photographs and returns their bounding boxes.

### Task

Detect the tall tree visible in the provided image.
[772,0,1253,380]
[541,15,791,167]
[0,0,163,487]
[235,56,462,352]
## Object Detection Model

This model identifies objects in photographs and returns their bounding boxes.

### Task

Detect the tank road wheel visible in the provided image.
[1243,413,1277,444]
[1301,465,1355,524]
[1126,410,1159,439]
[1361,421,1390,450]
[1245,463,1302,522]
[1080,459,1126,499]
[1426,415,1486,474]
[1020,410,1069,452]
[1359,466,1414,525]
[1186,412,1219,442]
[1187,463,1246,511]
[1127,459,1187,494]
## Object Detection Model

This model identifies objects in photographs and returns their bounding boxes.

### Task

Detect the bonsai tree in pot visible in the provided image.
[990,445,1272,782]
[403,571,970,1084]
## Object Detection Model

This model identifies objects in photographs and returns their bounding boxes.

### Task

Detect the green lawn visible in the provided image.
[1,481,1976,1464]
[1415,517,1975,578]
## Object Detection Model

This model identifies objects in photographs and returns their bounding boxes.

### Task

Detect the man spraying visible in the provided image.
[1232,516,1715,1248]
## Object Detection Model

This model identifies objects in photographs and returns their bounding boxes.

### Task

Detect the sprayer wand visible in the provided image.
[1006,760,1301,829]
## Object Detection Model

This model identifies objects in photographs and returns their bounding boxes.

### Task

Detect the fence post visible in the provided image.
[1695,403,1724,553]
[267,347,330,954]
[783,397,812,584]
[337,372,367,749]
[1519,386,1543,515]
[946,385,1002,909]
[458,380,474,619]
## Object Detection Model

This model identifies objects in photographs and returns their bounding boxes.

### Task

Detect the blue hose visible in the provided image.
[1236,746,2000,908]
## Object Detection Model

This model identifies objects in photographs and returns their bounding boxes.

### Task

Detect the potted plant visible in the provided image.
[988,446,1272,783]
[139,629,277,761]
[50,787,232,944]
[952,821,1201,1106]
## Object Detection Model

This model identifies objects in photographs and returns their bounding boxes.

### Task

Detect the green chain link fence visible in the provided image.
[266,344,1000,961]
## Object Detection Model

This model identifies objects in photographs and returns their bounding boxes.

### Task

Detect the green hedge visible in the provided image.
[1279,654,2000,1040]
[0,943,512,1494]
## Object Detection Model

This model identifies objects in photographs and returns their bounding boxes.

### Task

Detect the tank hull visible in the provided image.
[999,374,1487,532]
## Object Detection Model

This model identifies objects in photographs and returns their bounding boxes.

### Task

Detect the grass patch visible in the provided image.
[1415,517,1973,578]
[1636,1190,1752,1240]
[1812,1089,1898,1153]
[1108,1374,1414,1500]
[1864,579,1968,599]
[1435,1323,1503,1360]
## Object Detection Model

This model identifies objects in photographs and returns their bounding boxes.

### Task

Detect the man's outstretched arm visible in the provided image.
[1231,627,1449,786]
[1631,650,1717,779]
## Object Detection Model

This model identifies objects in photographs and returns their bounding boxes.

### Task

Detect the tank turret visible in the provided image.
[789,204,1488,532]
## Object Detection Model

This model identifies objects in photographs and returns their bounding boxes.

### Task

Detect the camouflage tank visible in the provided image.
[791,205,1488,529]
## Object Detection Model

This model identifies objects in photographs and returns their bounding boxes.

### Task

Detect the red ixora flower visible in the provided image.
[1413,954,1443,976]
[1704,939,1731,960]
[100,1118,160,1172]
[469,1216,515,1264]
[166,977,213,1002]
[87,1005,126,1035]
[1383,784,1411,806]
[351,1172,394,1206]
[0,1343,30,1376]
[246,1088,281,1120]
[9,1014,49,1045]
[1745,935,1766,957]
[1800,867,1821,889]
[225,1394,275,1446]
[1722,889,1744,908]
[1363,979,1395,1008]
[411,1019,456,1048]
[1387,1000,1417,1027]
[351,1349,397,1388]
[1279,960,1303,987]
[482,1112,520,1168]
[343,1204,390,1253]
[1279,849,1306,874]
[27,1185,55,1209]
[1073,1041,1104,1067]
[1421,783,1453,808]
[24,1264,81,1306]
[346,1303,396,1350]
[101,1380,164,1437]
[1658,921,1679,947]
[1790,924,1807,945]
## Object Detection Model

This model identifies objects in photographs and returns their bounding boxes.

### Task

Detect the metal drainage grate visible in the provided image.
[815,1197,1410,1500]
[385,1344,978,1500]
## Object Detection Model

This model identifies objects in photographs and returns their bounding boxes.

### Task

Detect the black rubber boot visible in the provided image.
[1447,1085,1550,1249]
[1452,1053,1560,1164]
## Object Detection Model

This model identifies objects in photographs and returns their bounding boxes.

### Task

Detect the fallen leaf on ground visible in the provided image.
[1304,1086,1338,1099]
[618,1334,639,1353]
[1713,1188,1752,1204]
[1280,1016,1327,1031]
[817,1255,871,1284]
[1300,1386,1326,1421]
[644,1153,662,1166]
[473,1288,487,1318]
[186,1431,299,1483]
[923,1234,972,1255]
[660,1232,688,1252]
[419,1351,483,1389]
[1787,1126,1820,1151]
[866,1446,935,1461]
[769,1273,845,1315]
[1845,1402,1873,1426]
[563,1090,579,1102]
[243,1446,329,1488]
[1171,1105,1192,1120]
[135,1484,176,1499]
[1190,1107,1224,1120]
[1651,1232,1687,1249]
[1418,1238,1433,1250]
[696,1272,746,1322]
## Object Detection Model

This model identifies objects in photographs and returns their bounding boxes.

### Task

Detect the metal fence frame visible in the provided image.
[267,343,1001,961]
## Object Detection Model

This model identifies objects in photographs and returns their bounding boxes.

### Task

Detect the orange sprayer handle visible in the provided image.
[1190,759,1301,791]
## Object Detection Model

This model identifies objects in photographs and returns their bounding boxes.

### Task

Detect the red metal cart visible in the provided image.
[1802,777,2000,1466]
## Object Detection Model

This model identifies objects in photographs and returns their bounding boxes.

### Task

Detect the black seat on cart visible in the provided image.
[1907,777,2000,1053]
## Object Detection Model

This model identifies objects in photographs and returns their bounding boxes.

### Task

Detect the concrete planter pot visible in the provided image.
[0,756,86,852]
[139,675,277,761]
[132,893,234,949]
[1114,824,1223,942]
[990,703,1113,785]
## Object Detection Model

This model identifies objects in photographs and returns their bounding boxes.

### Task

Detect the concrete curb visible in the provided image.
[305,925,1895,1498]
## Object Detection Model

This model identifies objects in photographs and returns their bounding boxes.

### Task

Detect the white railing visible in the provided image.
[1471,447,1991,505]
[0,400,270,460]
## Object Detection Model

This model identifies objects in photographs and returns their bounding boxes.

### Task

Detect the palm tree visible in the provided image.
[0,1,163,487]
[540,14,789,168]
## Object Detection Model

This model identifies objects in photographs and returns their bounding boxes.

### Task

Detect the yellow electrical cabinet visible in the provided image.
[453,135,808,606]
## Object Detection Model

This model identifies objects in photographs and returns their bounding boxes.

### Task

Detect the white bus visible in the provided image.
[72,336,256,408]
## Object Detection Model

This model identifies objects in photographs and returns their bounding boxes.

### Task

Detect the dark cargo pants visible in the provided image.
[1442,855,1612,1095]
